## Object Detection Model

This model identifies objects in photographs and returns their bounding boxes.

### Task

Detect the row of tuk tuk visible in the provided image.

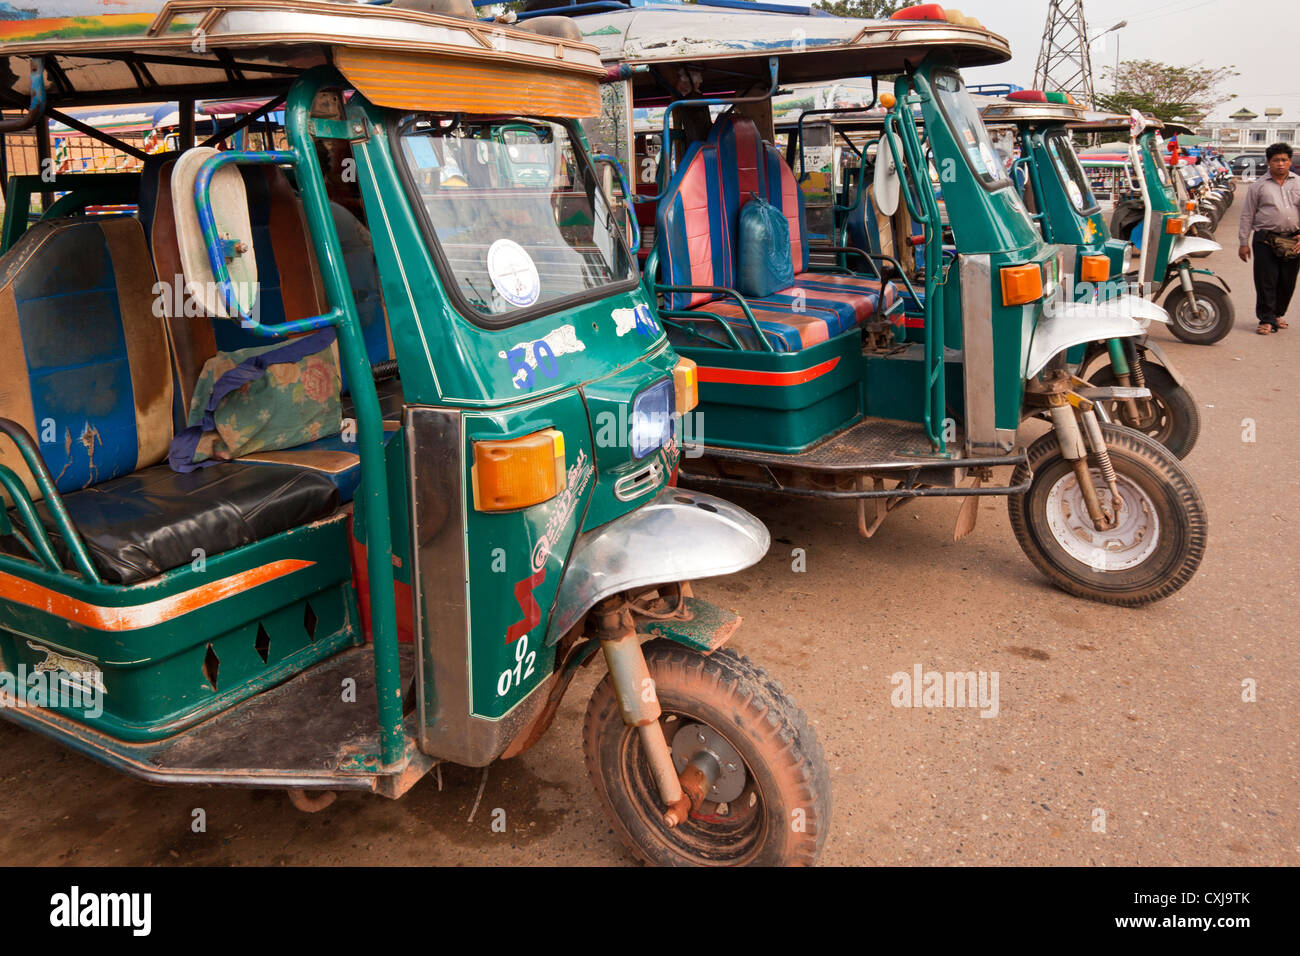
[0,0,1220,866]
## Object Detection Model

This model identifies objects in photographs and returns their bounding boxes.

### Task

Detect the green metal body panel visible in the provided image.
[0,514,357,740]
[1135,131,1182,281]
[675,332,863,453]
[643,597,739,654]
[863,347,964,425]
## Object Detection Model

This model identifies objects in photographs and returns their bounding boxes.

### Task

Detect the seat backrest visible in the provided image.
[655,138,731,311]
[655,113,814,310]
[0,218,174,500]
[709,114,809,278]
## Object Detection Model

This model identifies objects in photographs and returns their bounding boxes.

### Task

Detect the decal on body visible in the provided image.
[610,303,661,338]
[26,640,106,695]
[498,324,586,390]
[502,448,596,646]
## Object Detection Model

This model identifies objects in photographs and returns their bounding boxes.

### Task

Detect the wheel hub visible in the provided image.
[670,722,747,804]
[1046,468,1160,571]
[1176,296,1218,334]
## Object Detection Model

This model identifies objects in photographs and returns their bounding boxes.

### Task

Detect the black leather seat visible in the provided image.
[0,217,345,586]
[12,462,339,585]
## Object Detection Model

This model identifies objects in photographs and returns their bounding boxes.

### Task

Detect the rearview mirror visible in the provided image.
[495,123,554,186]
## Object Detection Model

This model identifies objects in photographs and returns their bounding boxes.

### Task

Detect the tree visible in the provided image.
[1097,59,1237,124]
[814,0,902,18]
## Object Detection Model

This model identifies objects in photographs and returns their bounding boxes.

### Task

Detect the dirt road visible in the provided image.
[0,199,1294,866]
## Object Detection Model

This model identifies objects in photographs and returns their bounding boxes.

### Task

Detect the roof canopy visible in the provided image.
[579,6,1010,97]
[0,1,604,116]
[978,96,1085,126]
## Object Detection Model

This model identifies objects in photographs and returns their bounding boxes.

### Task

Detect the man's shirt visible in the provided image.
[1239,171,1300,246]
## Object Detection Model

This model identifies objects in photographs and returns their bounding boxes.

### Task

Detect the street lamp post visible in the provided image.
[1087,20,1128,100]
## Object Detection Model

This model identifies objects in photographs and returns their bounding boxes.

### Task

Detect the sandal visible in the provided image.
[1258,324,1275,334]
[1278,319,1289,329]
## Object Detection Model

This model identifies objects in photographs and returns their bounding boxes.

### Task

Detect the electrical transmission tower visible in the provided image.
[1033,0,1096,107]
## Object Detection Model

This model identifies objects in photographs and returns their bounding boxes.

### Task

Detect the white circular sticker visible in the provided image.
[1066,179,1084,207]
[487,239,540,308]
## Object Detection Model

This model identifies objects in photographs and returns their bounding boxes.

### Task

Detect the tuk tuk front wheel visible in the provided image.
[1164,281,1234,344]
[1088,363,1201,459]
[1008,423,1207,606]
[583,640,831,866]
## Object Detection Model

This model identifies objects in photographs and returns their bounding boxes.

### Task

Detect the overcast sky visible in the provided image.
[792,0,1291,122]
[949,0,1292,122]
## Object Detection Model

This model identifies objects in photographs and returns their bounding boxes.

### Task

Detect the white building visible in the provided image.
[1196,108,1294,151]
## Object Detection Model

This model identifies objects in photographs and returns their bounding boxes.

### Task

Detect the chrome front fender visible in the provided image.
[1169,235,1220,263]
[1027,296,1167,379]
[545,488,770,644]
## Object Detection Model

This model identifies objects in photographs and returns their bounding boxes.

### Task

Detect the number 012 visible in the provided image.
[497,634,537,697]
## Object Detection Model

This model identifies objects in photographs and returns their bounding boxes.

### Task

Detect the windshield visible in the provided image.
[1045,129,1098,215]
[396,115,635,324]
[1147,134,1171,187]
[930,69,1009,189]
[1082,163,1134,203]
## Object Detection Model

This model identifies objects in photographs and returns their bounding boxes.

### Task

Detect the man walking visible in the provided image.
[1239,142,1300,334]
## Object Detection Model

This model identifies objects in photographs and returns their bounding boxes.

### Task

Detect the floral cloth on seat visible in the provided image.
[169,329,342,470]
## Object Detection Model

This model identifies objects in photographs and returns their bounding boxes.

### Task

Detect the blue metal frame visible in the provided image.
[0,57,46,133]
[193,150,340,337]
[593,152,641,253]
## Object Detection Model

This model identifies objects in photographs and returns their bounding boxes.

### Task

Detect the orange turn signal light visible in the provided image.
[1000,263,1043,306]
[471,428,565,512]
[1165,216,1184,235]
[1184,200,1196,212]
[673,357,698,416]
[1080,255,1110,283]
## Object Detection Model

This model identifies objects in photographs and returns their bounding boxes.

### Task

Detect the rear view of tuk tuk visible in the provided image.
[0,0,831,867]
[588,2,1207,606]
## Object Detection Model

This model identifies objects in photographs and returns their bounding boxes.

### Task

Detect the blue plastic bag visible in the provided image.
[736,194,794,298]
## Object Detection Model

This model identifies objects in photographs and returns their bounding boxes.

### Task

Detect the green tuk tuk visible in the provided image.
[0,0,831,866]
[585,2,1207,606]
[979,93,1201,459]
[1075,114,1234,345]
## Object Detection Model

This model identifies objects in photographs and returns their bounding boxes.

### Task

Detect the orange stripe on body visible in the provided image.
[696,356,840,387]
[0,559,314,632]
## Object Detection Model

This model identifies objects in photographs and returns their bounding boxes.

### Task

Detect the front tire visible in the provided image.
[1089,362,1201,459]
[1164,280,1234,344]
[1008,423,1207,606]
[583,640,831,866]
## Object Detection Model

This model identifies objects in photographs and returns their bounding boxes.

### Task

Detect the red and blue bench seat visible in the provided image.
[656,114,900,352]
